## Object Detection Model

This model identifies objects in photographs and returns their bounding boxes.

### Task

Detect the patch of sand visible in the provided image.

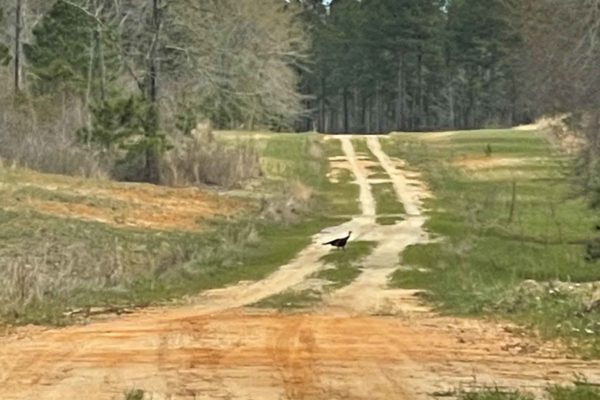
[0,169,243,231]
[454,156,529,170]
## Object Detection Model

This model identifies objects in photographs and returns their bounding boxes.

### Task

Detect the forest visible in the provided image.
[0,0,599,186]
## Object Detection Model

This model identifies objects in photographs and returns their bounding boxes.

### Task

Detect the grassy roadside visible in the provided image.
[253,240,376,310]
[458,381,600,400]
[383,129,600,357]
[0,133,358,325]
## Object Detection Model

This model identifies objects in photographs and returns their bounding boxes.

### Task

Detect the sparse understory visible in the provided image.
[0,133,353,325]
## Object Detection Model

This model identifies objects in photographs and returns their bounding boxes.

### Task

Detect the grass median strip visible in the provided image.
[254,241,376,310]
[316,241,377,288]
[372,182,405,225]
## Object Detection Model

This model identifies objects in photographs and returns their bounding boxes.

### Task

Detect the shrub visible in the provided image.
[0,91,111,179]
[161,123,262,188]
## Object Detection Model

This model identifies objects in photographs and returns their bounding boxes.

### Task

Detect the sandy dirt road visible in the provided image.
[0,136,598,400]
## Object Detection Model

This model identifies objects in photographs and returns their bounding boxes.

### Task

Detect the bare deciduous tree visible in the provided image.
[167,0,308,129]
[514,0,600,199]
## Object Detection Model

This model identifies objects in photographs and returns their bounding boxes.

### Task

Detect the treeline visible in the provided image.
[0,0,305,184]
[1,0,599,184]
[512,0,600,206]
[295,0,529,133]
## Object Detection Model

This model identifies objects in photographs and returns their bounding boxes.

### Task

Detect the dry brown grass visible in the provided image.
[454,156,529,170]
[162,123,262,189]
[0,239,125,319]
[0,167,244,232]
[259,181,314,223]
[540,116,586,155]
[0,82,112,179]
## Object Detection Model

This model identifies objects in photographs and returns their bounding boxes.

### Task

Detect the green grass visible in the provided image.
[376,215,404,225]
[0,133,361,325]
[323,139,361,217]
[254,241,376,310]
[350,139,406,225]
[459,388,534,400]
[384,129,600,357]
[352,138,373,159]
[547,382,600,400]
[252,289,321,310]
[458,382,600,400]
[123,389,145,400]
[260,134,325,187]
[352,138,388,178]
[372,182,405,225]
[369,171,390,180]
[317,241,377,288]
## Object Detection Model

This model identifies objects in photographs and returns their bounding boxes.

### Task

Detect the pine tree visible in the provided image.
[23,0,120,99]
[24,0,95,93]
[0,8,10,66]
[302,0,523,133]
[446,0,521,128]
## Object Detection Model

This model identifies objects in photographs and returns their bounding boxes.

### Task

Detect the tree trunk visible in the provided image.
[365,97,371,133]
[318,75,326,132]
[331,105,337,133]
[84,20,95,144]
[446,72,455,128]
[416,49,424,129]
[96,2,106,103]
[342,87,349,133]
[375,82,383,133]
[144,0,162,184]
[14,0,22,93]
[510,73,518,126]
[147,0,160,103]
[353,87,360,132]
[395,53,405,130]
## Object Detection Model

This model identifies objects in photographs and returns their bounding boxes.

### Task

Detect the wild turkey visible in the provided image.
[322,231,352,250]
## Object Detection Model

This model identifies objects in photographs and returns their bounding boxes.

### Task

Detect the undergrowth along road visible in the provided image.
[0,133,357,325]
[0,133,598,400]
[384,129,600,357]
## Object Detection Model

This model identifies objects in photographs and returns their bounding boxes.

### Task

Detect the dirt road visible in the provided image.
[0,136,598,400]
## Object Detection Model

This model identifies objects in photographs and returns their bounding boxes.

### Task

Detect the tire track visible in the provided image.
[366,135,421,217]
[326,135,429,316]
[0,136,598,400]
[338,136,376,219]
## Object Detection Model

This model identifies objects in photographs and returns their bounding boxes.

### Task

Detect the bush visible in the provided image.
[161,123,262,188]
[548,383,600,400]
[0,72,262,189]
[0,92,111,179]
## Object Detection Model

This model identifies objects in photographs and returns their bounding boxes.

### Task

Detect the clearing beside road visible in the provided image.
[0,131,598,399]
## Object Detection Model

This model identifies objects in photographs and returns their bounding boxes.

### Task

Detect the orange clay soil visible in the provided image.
[2,306,598,400]
[0,168,244,231]
[0,137,598,400]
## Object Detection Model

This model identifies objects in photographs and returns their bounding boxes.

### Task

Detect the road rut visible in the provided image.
[0,136,598,400]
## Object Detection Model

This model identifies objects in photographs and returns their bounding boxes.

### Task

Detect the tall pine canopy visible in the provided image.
[24,1,96,93]
[0,8,9,66]
[299,0,526,133]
